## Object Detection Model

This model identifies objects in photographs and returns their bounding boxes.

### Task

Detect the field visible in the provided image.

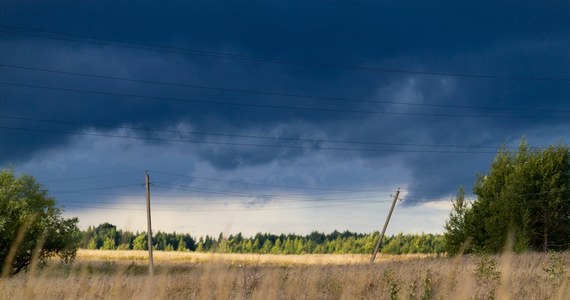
[0,250,568,299]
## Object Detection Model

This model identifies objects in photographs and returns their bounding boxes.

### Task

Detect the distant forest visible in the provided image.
[81,223,445,255]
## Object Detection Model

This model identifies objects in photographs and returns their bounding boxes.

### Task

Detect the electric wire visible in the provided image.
[0,115,516,150]
[0,125,501,154]
[1,24,569,82]
[52,187,392,202]
[2,81,567,120]
[152,182,385,199]
[150,170,394,192]
[40,170,144,183]
[59,187,570,212]
[55,196,391,205]
[320,0,569,26]
[50,183,143,193]
[61,200,384,212]
[23,168,510,197]
[1,63,566,114]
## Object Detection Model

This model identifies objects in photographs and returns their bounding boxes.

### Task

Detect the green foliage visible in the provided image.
[82,225,196,252]
[87,237,97,250]
[132,233,147,251]
[0,169,81,275]
[202,231,443,255]
[474,255,500,281]
[382,269,401,300]
[196,241,204,252]
[421,268,433,300]
[444,186,470,255]
[542,251,565,284]
[177,237,187,251]
[473,255,501,300]
[82,223,128,250]
[80,225,444,255]
[444,140,570,253]
[101,237,116,250]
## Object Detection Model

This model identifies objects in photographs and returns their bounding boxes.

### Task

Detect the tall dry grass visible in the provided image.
[0,250,568,299]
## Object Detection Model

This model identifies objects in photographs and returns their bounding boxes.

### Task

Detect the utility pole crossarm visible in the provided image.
[370,188,400,263]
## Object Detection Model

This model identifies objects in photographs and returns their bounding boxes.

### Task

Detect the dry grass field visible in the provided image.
[0,250,568,299]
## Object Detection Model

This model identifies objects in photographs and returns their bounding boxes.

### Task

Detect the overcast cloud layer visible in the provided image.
[1,0,569,235]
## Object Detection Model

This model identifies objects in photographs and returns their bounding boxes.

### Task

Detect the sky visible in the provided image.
[1,0,569,237]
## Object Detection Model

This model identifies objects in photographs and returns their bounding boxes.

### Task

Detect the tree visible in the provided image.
[102,237,116,250]
[177,237,187,251]
[261,240,273,253]
[443,186,470,255]
[132,233,148,250]
[0,169,81,275]
[443,140,570,253]
[87,237,98,250]
[196,241,204,252]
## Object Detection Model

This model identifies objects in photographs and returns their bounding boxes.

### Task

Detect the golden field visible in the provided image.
[0,250,568,299]
[76,249,431,265]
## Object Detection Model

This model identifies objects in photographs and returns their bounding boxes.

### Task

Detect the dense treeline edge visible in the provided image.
[81,223,445,255]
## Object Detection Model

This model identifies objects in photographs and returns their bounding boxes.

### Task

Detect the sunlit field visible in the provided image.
[1,250,568,299]
[76,249,431,265]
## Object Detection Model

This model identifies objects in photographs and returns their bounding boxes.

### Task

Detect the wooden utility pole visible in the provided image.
[145,172,154,276]
[370,188,400,263]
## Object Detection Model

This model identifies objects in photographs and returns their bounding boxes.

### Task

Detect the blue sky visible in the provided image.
[1,0,569,236]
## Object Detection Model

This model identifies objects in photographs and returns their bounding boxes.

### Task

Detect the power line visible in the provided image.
[56,186,570,211]
[1,63,566,114]
[0,115,516,150]
[56,196,392,205]
[51,183,142,194]
[43,173,459,200]
[40,170,144,183]
[320,0,570,26]
[152,182,386,200]
[0,125,501,154]
[44,174,398,200]
[61,200,384,212]
[52,185,392,202]
[150,170,395,192]
[50,190,394,199]
[1,24,569,83]
[51,191,146,197]
[45,171,566,203]
[150,170,467,195]
[60,187,570,212]
[2,81,568,120]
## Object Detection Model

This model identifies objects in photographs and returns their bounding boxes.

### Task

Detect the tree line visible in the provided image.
[81,223,445,255]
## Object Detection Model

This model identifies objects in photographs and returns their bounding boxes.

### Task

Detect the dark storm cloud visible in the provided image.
[1,0,569,203]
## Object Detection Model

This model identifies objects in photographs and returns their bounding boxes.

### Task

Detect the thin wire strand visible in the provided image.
[320,0,569,26]
[40,170,144,183]
[150,170,392,192]
[2,82,568,120]
[61,200,383,212]
[152,182,385,199]
[1,63,566,114]
[0,125,501,154]
[1,25,568,83]
[56,196,392,205]
[0,115,515,150]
